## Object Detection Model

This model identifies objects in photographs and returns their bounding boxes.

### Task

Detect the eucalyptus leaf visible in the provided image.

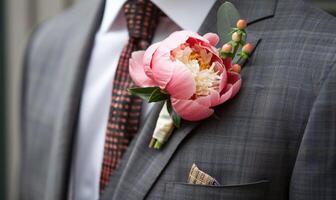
[148,88,170,103]
[129,87,160,101]
[167,100,181,128]
[217,2,241,44]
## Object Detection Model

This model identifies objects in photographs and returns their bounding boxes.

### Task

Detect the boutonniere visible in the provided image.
[129,3,254,150]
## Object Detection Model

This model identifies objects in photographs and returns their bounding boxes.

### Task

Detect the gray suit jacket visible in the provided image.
[21,0,336,199]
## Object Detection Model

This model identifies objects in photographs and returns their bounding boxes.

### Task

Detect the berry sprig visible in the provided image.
[220,19,254,73]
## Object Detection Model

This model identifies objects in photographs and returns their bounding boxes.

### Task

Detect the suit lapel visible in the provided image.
[102,0,277,199]
[198,0,278,33]
[101,102,199,200]
[239,33,262,67]
[44,0,105,199]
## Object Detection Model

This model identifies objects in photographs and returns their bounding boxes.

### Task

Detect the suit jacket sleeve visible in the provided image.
[289,63,336,199]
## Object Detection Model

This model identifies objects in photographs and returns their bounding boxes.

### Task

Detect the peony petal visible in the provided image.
[219,69,228,92]
[171,98,214,121]
[219,84,234,103]
[155,31,210,58]
[165,60,196,99]
[208,90,221,107]
[150,52,175,88]
[129,51,156,87]
[223,57,232,71]
[165,30,209,45]
[203,33,220,46]
[214,61,224,73]
[155,31,197,57]
[195,95,212,107]
[195,90,222,108]
[143,42,161,79]
[198,41,222,64]
[227,72,242,97]
[219,72,242,103]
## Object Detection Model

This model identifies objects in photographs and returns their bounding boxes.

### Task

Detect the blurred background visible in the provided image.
[0,0,335,199]
[3,1,79,199]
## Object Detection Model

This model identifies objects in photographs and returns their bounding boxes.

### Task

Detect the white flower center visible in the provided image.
[173,44,221,97]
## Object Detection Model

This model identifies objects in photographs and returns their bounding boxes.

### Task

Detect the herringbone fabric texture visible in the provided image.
[99,0,161,192]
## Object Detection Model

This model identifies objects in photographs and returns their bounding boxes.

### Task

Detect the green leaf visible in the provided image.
[130,87,170,103]
[217,2,241,44]
[167,100,181,128]
[148,88,169,102]
[129,87,160,100]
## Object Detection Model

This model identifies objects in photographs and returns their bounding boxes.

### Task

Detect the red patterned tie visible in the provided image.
[99,0,162,192]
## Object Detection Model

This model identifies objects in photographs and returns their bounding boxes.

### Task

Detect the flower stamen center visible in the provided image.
[172,43,221,97]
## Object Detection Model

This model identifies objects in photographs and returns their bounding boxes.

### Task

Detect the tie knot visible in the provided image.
[123,0,162,49]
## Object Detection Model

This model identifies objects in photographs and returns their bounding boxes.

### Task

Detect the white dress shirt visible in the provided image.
[72,0,216,199]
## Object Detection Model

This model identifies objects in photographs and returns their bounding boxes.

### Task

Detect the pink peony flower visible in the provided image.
[129,31,242,121]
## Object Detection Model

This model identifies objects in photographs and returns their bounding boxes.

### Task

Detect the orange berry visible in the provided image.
[242,43,254,54]
[221,43,233,53]
[231,64,241,73]
[232,32,241,42]
[237,19,247,30]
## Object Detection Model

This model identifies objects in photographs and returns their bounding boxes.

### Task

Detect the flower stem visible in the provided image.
[149,138,157,148]
[154,141,163,150]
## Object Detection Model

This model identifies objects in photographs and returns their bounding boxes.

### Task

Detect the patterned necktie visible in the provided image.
[99,0,162,193]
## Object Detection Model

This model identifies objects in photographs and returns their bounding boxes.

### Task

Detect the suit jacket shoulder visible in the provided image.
[25,0,96,67]
[282,0,336,85]
[250,0,336,94]
[21,0,103,199]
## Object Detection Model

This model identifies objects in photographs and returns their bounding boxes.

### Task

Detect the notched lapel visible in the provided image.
[102,102,200,200]
[230,0,278,25]
[199,0,277,42]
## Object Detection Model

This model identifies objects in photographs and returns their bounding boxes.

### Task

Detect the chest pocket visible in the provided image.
[164,180,269,200]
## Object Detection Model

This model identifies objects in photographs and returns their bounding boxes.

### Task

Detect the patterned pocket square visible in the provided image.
[187,163,220,186]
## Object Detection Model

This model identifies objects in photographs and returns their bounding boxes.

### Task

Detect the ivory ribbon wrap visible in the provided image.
[152,103,175,143]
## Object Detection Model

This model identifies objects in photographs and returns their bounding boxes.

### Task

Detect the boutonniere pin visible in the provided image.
[129,3,254,150]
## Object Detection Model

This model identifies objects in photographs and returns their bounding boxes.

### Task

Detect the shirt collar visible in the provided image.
[151,0,216,31]
[100,0,216,33]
